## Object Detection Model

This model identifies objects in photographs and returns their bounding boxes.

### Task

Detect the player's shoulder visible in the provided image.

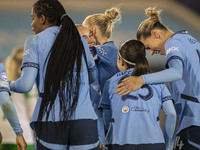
[149,83,168,92]
[167,30,190,46]
[165,37,185,55]
[96,41,116,50]
[111,69,132,84]
[25,34,40,49]
[166,36,183,46]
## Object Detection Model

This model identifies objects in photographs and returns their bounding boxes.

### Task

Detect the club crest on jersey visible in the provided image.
[122,106,129,113]
[0,72,8,81]
[93,85,100,91]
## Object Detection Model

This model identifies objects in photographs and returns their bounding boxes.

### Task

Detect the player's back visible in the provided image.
[106,69,171,145]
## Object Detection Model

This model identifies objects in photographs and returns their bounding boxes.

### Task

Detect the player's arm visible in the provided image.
[0,63,22,135]
[0,91,23,136]
[82,37,97,84]
[115,59,183,95]
[0,63,27,149]
[99,80,112,131]
[160,83,177,150]
[9,67,38,93]
[0,91,27,150]
[162,99,177,150]
[10,35,38,93]
[89,46,101,64]
[142,59,183,84]
[160,84,177,150]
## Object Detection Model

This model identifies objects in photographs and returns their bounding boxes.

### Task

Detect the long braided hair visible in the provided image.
[34,0,84,127]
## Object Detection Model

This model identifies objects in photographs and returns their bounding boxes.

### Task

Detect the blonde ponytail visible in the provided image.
[137,7,168,41]
[145,7,161,21]
[83,7,121,39]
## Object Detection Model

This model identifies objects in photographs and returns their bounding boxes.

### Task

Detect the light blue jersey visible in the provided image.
[10,27,97,129]
[90,41,120,145]
[0,63,23,136]
[165,30,200,133]
[91,41,120,92]
[100,69,175,146]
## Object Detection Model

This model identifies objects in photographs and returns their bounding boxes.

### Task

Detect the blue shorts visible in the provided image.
[34,119,100,150]
[174,126,200,150]
[106,143,165,150]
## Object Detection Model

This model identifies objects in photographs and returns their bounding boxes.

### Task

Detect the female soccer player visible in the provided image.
[100,39,176,150]
[0,63,27,150]
[82,8,121,148]
[76,24,96,47]
[83,7,121,92]
[0,47,35,150]
[115,7,200,150]
[9,0,99,149]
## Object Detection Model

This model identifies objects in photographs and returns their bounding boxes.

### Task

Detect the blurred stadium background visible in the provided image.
[0,0,200,72]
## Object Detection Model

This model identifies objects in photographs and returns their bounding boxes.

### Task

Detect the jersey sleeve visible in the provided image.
[10,36,39,92]
[142,58,183,85]
[165,39,185,68]
[99,79,111,110]
[9,67,38,93]
[160,83,177,149]
[0,64,23,136]
[22,35,39,70]
[99,79,112,131]
[81,37,96,83]
[160,84,173,103]
[162,100,177,150]
[0,63,10,94]
[0,92,23,136]
[93,45,112,64]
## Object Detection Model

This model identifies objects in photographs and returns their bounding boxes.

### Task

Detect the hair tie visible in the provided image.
[118,50,135,66]
[61,14,67,21]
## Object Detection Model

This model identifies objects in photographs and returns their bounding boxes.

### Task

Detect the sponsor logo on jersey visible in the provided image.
[166,47,179,55]
[24,49,30,55]
[0,72,8,81]
[131,106,149,113]
[122,106,129,113]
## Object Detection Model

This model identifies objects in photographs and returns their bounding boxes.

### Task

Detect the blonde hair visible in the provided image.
[137,7,168,40]
[75,24,83,29]
[4,47,24,81]
[84,7,121,39]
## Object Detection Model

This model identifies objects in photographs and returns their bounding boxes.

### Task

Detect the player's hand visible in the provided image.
[115,76,143,95]
[100,144,104,150]
[0,131,2,144]
[16,135,27,150]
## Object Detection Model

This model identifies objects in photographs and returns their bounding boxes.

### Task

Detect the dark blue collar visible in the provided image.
[103,41,114,45]
[172,30,188,37]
